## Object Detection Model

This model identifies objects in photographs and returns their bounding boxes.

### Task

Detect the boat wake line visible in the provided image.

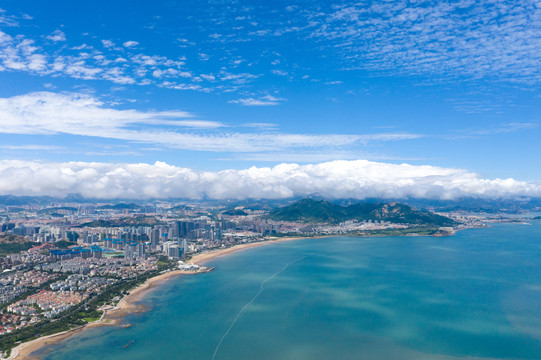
[211,256,306,360]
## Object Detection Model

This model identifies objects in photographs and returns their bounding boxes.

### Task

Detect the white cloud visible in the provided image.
[242,122,279,130]
[0,10,260,93]
[449,122,538,139]
[0,91,420,153]
[219,151,422,163]
[0,32,45,72]
[27,53,47,71]
[229,98,278,106]
[230,94,285,106]
[46,30,66,42]
[219,71,259,84]
[0,9,19,27]
[0,160,538,200]
[271,69,288,76]
[306,0,541,82]
[123,40,139,48]
[0,145,63,150]
[0,91,198,134]
[101,39,115,48]
[200,74,215,81]
[0,91,177,128]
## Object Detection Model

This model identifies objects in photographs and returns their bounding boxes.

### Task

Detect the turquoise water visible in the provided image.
[42,222,541,359]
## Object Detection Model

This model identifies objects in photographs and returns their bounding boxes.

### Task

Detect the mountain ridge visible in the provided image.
[269,198,456,226]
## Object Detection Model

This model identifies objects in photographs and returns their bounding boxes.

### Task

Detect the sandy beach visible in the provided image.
[7,235,309,359]
[189,236,308,265]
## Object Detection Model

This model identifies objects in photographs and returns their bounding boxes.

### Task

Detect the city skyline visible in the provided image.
[0,0,540,199]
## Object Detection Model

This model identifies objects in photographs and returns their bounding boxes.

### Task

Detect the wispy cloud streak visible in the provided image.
[0,91,419,153]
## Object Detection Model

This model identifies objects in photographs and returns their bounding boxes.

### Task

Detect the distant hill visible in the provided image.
[0,195,55,206]
[396,198,541,214]
[37,206,77,214]
[0,235,28,244]
[0,235,37,257]
[96,203,141,211]
[269,198,455,226]
[222,209,248,216]
[78,216,162,228]
[166,205,192,212]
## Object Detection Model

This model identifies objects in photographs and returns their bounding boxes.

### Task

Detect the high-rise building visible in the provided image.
[136,242,145,257]
[182,238,189,254]
[170,224,179,239]
[150,229,160,250]
[162,241,183,259]
[167,244,182,259]
[125,242,145,258]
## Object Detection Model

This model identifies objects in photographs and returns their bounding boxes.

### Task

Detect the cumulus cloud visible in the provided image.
[101,39,116,49]
[122,40,139,48]
[0,160,538,200]
[0,31,44,72]
[46,30,66,42]
[0,91,418,152]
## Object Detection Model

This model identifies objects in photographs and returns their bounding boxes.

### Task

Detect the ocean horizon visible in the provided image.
[39,222,541,359]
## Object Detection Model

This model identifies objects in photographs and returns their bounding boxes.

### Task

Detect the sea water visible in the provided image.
[41,222,541,359]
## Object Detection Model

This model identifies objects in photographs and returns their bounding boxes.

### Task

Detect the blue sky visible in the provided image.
[0,0,539,199]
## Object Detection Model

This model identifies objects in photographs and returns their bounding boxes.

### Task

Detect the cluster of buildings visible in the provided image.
[49,274,115,294]
[49,246,103,260]
[0,270,58,304]
[38,256,158,278]
[0,251,49,272]
[0,313,31,335]
[315,220,410,234]
[7,290,87,318]
[1,270,56,289]
[0,203,268,337]
[0,252,159,333]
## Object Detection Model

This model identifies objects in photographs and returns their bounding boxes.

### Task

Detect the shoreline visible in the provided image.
[6,268,206,360]
[7,235,310,359]
[6,229,469,359]
[188,235,312,265]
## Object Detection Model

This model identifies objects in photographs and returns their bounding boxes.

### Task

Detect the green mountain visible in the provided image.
[269,198,455,226]
[270,199,346,223]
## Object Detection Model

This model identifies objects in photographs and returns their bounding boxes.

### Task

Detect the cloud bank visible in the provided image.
[0,160,538,200]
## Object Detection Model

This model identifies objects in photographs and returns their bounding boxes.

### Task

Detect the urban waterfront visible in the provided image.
[38,222,541,359]
[1,1,540,358]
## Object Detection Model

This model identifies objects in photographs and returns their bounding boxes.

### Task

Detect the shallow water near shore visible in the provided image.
[41,222,541,359]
